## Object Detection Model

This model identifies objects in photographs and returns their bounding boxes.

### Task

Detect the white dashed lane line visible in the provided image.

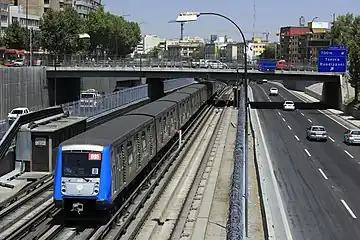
[278,112,281,116]
[294,135,300,141]
[304,149,312,157]
[308,119,312,123]
[287,125,292,130]
[344,150,354,159]
[300,112,305,116]
[318,168,329,180]
[341,199,357,219]
[282,118,286,122]
[328,136,335,142]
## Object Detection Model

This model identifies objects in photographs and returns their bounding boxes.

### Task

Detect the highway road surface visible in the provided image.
[251,82,360,240]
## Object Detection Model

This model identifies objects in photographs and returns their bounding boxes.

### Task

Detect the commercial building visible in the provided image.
[133,34,166,55]
[225,42,245,62]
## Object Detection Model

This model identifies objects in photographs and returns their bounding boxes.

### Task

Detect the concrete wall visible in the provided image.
[81,77,144,93]
[0,67,49,119]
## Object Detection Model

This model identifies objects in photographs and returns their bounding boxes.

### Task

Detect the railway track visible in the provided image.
[132,106,231,240]
[84,103,215,240]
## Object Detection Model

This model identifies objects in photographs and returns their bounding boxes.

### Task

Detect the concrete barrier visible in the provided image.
[0,67,49,120]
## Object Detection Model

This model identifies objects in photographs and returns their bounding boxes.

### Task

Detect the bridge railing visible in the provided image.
[62,85,149,118]
[227,86,247,239]
[36,54,319,72]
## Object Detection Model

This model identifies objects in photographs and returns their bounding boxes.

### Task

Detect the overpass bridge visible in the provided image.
[46,65,344,109]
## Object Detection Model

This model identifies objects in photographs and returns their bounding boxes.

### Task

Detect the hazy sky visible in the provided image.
[103,0,359,41]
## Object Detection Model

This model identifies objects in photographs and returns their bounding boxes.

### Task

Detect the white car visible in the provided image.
[13,59,25,67]
[8,107,30,123]
[203,60,228,69]
[344,129,360,145]
[269,87,278,96]
[262,79,268,83]
[283,101,295,111]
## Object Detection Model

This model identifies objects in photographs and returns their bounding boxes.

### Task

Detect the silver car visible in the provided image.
[307,125,327,141]
[344,129,360,145]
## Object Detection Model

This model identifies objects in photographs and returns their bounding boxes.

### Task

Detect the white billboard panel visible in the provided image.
[311,22,329,29]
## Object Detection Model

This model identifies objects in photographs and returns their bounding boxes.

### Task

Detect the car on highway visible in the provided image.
[269,87,278,96]
[203,60,228,69]
[262,79,268,83]
[283,101,295,111]
[8,107,30,124]
[344,129,360,145]
[307,125,328,141]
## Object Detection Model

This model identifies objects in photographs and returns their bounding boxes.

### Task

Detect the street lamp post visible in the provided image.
[176,11,249,237]
[53,33,90,106]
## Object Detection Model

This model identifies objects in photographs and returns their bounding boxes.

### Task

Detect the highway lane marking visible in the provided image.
[282,118,286,122]
[307,119,312,123]
[287,125,292,130]
[300,112,305,116]
[328,136,335,142]
[278,112,281,116]
[340,199,357,219]
[294,135,300,141]
[318,168,328,180]
[344,150,354,159]
[304,149,311,157]
[253,106,294,240]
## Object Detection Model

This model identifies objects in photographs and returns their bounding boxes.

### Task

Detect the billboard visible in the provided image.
[308,21,329,33]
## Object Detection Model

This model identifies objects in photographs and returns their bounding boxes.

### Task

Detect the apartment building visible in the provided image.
[167,37,204,59]
[279,22,330,64]
[0,4,40,34]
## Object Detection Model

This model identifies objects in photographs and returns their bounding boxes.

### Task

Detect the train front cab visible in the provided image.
[54,144,112,212]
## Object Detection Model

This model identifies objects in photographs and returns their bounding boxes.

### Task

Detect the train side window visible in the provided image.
[141,131,146,150]
[147,126,153,155]
[163,116,167,134]
[127,140,133,164]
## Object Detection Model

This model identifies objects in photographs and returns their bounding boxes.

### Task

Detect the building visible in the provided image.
[71,0,101,18]
[133,35,165,55]
[250,37,270,58]
[279,22,330,65]
[44,0,59,13]
[204,35,233,60]
[0,5,40,34]
[166,37,204,59]
[279,26,309,63]
[225,42,245,62]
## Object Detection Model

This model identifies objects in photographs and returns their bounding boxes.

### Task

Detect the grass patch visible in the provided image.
[345,96,360,110]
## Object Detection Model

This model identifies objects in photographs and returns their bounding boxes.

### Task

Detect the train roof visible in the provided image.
[156,92,190,103]
[126,101,176,118]
[176,87,200,95]
[183,83,207,89]
[61,115,153,146]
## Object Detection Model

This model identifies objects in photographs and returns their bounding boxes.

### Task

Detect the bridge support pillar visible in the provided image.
[233,87,241,108]
[47,77,81,106]
[146,78,165,101]
[322,81,341,109]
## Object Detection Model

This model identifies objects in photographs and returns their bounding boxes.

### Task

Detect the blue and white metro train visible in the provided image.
[54,82,224,213]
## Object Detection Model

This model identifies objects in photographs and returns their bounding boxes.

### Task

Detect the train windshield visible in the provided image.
[62,152,102,178]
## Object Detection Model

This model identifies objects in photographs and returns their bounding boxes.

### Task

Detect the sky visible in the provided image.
[102,0,360,42]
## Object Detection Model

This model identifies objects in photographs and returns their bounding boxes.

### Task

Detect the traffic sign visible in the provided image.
[318,46,347,72]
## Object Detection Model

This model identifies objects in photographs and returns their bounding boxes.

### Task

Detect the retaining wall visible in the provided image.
[0,67,49,120]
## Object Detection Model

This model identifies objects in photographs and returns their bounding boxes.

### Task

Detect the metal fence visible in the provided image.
[30,54,319,72]
[227,86,247,239]
[62,85,149,118]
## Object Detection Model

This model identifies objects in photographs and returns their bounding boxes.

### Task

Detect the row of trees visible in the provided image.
[0,6,141,56]
[329,13,360,100]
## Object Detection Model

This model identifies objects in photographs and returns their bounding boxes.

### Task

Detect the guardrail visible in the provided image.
[62,85,149,118]
[0,106,63,161]
[24,54,319,72]
[227,86,247,239]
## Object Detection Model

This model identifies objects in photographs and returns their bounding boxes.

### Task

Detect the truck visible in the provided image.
[79,89,102,108]
[258,59,277,72]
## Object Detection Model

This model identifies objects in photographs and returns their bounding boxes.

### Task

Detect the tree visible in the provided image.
[192,46,205,59]
[260,45,276,59]
[147,46,162,58]
[330,14,360,101]
[85,7,141,57]
[39,7,85,54]
[4,20,26,49]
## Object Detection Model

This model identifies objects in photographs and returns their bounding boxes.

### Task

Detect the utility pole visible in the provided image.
[29,28,32,66]
[252,0,256,40]
[25,0,29,65]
